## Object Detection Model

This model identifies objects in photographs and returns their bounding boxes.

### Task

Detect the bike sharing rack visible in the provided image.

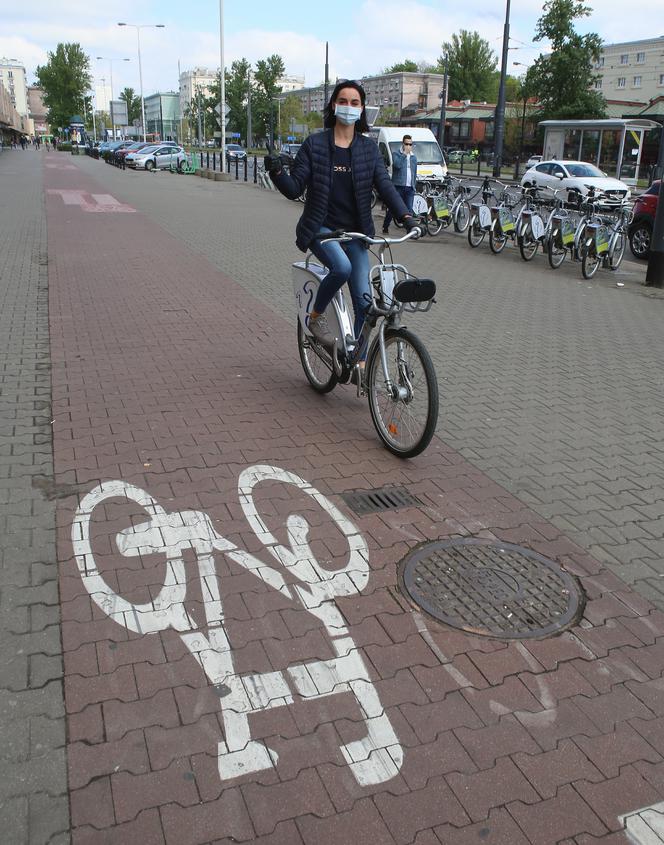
[71,464,403,786]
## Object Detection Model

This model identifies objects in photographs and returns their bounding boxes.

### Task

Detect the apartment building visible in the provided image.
[287,71,445,117]
[0,58,29,117]
[595,36,664,103]
[278,74,305,92]
[27,86,49,136]
[179,67,217,118]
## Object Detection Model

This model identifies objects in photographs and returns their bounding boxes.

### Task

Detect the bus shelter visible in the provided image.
[539,118,660,185]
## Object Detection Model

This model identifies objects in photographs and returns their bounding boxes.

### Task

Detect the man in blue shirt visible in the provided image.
[383,134,417,233]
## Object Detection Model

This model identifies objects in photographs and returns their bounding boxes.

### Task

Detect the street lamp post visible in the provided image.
[95,56,130,105]
[219,0,226,172]
[492,0,511,177]
[273,97,282,147]
[117,23,165,142]
[513,61,531,171]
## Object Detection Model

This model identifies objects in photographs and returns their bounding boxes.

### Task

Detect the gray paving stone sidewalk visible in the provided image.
[70,155,664,614]
[0,149,69,842]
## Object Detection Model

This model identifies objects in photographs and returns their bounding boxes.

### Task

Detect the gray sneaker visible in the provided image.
[308,313,337,348]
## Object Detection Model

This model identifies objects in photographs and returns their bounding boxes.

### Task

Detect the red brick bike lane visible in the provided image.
[44,155,664,845]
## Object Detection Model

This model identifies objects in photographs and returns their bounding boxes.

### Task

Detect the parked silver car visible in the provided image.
[126,145,188,171]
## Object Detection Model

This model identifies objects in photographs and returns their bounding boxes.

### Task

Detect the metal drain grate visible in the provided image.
[400,539,585,640]
[341,486,423,516]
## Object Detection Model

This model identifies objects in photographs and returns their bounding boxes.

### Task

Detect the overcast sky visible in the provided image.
[1,0,659,100]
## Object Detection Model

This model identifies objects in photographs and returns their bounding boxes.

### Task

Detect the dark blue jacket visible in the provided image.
[272,129,409,252]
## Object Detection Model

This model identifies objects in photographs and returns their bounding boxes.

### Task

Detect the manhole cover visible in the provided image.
[400,539,584,640]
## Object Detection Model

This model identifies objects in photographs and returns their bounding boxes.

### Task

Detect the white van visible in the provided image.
[368,126,447,180]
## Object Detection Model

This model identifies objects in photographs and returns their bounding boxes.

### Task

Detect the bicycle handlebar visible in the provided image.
[315,229,420,246]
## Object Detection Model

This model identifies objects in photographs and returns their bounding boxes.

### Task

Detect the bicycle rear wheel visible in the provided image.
[297,319,338,393]
[366,328,438,458]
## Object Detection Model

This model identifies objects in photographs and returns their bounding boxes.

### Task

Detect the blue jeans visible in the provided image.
[384,185,415,228]
[309,227,371,340]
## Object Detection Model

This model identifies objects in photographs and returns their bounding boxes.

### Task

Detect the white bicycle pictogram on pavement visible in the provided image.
[72,464,403,786]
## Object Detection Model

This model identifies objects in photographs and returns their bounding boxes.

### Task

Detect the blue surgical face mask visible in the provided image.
[335,105,362,125]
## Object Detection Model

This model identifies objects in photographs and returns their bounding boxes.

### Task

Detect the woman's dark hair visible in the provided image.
[323,79,370,133]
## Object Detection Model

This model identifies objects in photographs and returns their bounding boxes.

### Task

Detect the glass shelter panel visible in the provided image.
[580,130,600,165]
[563,129,581,159]
[598,129,621,177]
[620,129,642,180]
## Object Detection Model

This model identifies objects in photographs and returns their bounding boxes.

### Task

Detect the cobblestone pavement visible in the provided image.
[0,150,70,841]
[18,150,662,843]
[70,155,664,613]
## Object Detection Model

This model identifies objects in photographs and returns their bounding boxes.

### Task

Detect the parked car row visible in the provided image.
[96,139,190,171]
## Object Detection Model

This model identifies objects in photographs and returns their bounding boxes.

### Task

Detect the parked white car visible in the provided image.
[525,154,543,169]
[126,145,188,171]
[521,160,630,203]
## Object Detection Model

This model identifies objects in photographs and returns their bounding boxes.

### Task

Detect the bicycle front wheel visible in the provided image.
[297,319,338,393]
[468,215,486,248]
[426,212,444,236]
[581,241,601,279]
[454,200,471,233]
[366,328,439,458]
[518,232,539,261]
[608,231,626,270]
[489,227,507,254]
[547,231,566,269]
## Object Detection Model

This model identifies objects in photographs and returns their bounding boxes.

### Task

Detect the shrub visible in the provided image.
[57,142,72,151]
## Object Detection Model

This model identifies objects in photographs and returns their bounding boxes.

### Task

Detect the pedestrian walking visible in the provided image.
[382,134,417,233]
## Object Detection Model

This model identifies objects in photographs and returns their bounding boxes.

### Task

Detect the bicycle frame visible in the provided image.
[293,232,431,394]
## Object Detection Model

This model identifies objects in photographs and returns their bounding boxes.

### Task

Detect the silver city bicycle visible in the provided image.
[293,230,439,458]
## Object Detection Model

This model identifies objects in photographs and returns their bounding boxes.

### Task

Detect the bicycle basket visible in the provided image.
[498,206,515,233]
[433,196,450,219]
[561,218,575,245]
[393,277,436,303]
[595,225,610,255]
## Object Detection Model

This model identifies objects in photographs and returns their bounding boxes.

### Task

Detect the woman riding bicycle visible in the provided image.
[265,79,419,351]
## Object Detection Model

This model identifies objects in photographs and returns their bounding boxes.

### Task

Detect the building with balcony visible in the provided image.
[179,67,217,119]
[27,86,49,138]
[286,71,445,119]
[0,58,29,117]
[594,37,664,103]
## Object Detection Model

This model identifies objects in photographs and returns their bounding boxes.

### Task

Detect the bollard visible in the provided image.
[477,157,481,177]
[253,155,257,183]
[206,152,210,169]
[235,157,239,180]
[213,153,216,172]
[200,152,203,169]
[460,154,464,176]
[244,156,248,182]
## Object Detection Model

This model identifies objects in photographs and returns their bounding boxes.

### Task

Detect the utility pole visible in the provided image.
[437,54,448,151]
[492,0,511,177]
[324,42,329,108]
[219,0,226,171]
[645,123,664,286]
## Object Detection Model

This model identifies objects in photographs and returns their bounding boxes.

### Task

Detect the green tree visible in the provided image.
[488,72,521,104]
[384,59,419,73]
[529,0,605,120]
[252,54,285,141]
[305,111,323,132]
[279,94,304,139]
[119,87,141,124]
[440,31,497,101]
[207,59,252,141]
[36,43,92,131]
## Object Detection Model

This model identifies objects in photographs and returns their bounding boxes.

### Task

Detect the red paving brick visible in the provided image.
[44,157,664,841]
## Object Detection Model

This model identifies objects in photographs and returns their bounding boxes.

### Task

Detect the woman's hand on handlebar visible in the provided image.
[402,215,422,238]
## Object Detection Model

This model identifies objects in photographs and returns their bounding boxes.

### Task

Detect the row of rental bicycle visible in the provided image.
[401,175,633,280]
